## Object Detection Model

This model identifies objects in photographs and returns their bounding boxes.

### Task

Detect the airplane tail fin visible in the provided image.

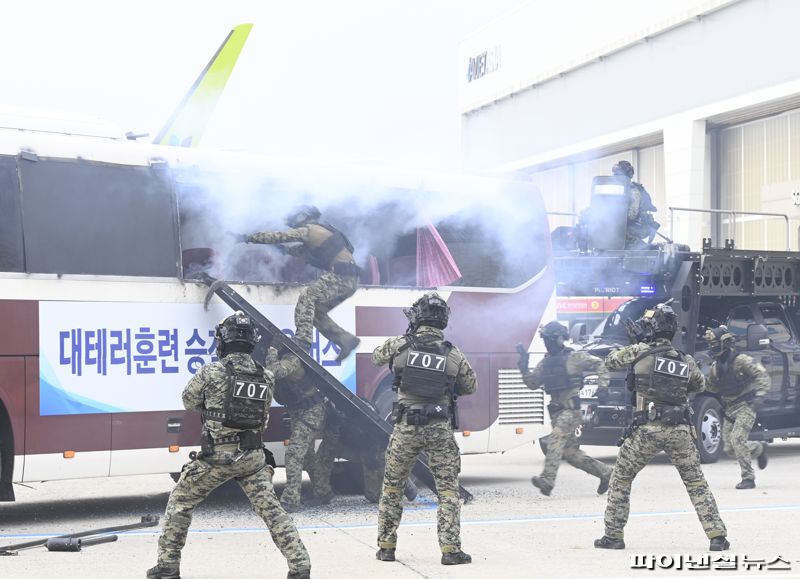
[153,23,253,147]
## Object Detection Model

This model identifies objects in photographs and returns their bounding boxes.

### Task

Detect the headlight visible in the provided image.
[580,375,599,399]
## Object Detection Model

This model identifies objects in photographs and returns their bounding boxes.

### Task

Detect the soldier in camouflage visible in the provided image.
[595,303,729,552]
[704,326,770,489]
[269,347,342,512]
[517,321,612,496]
[373,292,476,566]
[237,205,360,360]
[612,160,659,249]
[147,312,311,579]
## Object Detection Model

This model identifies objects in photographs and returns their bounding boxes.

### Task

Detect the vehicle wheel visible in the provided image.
[693,397,724,464]
[372,385,396,423]
[538,434,551,456]
[330,460,364,495]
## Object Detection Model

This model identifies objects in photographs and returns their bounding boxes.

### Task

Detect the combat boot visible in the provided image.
[758,443,769,469]
[441,550,472,565]
[376,548,396,562]
[594,536,625,549]
[735,479,755,490]
[597,470,612,495]
[287,568,311,579]
[531,476,553,496]
[710,536,730,551]
[335,336,361,362]
[146,564,180,579]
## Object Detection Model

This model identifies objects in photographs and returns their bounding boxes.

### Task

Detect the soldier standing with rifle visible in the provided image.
[147,311,311,579]
[235,205,361,360]
[517,322,612,496]
[595,303,729,552]
[704,326,770,489]
[372,292,476,566]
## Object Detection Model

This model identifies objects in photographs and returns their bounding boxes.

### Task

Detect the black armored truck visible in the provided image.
[553,175,800,462]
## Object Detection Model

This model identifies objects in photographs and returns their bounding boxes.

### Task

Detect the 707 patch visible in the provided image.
[653,357,690,380]
[406,350,447,373]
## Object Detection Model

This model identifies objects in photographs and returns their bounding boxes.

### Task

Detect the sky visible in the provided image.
[1,0,523,171]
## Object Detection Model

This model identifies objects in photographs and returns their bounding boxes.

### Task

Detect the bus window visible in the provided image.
[0,155,24,272]
[19,158,180,277]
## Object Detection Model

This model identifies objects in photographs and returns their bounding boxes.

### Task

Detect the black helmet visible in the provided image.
[215,310,260,355]
[404,292,450,330]
[540,321,568,339]
[540,321,568,354]
[640,302,677,340]
[612,160,635,179]
[704,325,735,356]
[285,205,321,228]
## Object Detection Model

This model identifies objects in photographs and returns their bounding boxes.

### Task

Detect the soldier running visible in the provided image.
[236,205,360,359]
[595,303,729,552]
[517,321,613,496]
[704,325,770,489]
[372,292,476,565]
[147,311,310,579]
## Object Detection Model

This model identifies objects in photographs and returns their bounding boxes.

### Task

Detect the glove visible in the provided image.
[623,319,645,344]
[751,397,765,413]
[226,231,250,243]
[515,344,530,375]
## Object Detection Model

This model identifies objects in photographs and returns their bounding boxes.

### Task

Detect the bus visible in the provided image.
[0,114,554,501]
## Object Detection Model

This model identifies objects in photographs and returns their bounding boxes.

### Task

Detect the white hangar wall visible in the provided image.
[460,0,800,250]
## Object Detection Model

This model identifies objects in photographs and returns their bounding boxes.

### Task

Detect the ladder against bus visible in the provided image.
[196,273,473,503]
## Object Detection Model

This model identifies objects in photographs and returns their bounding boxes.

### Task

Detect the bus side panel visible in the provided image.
[355,353,389,401]
[24,357,112,481]
[0,300,38,355]
[457,353,494,432]
[0,358,26,457]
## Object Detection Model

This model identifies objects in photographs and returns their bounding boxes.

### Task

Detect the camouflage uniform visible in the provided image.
[155,352,311,574]
[603,339,726,541]
[247,224,359,347]
[522,349,612,490]
[372,325,477,554]
[625,182,658,248]
[706,353,769,483]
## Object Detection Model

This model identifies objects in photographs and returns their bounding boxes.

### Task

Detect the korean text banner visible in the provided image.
[39,301,356,416]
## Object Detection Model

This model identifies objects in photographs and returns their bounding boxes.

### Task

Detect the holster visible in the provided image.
[200,430,214,456]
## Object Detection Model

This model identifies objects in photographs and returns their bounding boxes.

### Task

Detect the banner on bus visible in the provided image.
[38,302,356,416]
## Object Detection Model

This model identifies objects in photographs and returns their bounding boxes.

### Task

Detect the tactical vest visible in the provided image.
[715,354,749,396]
[219,361,270,430]
[540,349,583,393]
[633,348,690,406]
[307,223,354,270]
[393,336,457,400]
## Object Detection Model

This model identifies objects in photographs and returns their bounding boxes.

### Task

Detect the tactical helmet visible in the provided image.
[215,310,259,353]
[540,321,568,354]
[704,325,735,356]
[640,302,678,340]
[540,321,569,339]
[285,205,321,228]
[612,160,635,179]
[404,292,450,330]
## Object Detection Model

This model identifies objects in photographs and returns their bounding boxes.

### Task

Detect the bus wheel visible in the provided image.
[693,397,724,464]
[330,460,364,495]
[372,386,396,424]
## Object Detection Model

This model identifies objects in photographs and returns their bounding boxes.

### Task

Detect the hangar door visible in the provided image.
[718,109,800,251]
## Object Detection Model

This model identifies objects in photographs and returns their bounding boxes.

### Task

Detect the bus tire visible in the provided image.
[330,460,364,495]
[693,396,724,464]
[372,384,396,424]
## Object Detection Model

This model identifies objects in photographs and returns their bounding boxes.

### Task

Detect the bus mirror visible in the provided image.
[570,323,588,343]
[746,324,770,351]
